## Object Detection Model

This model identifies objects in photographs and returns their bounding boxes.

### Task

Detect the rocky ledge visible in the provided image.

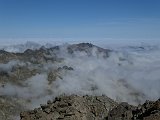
[20,95,160,120]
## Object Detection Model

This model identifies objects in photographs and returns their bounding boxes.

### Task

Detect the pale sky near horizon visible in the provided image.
[0,0,160,45]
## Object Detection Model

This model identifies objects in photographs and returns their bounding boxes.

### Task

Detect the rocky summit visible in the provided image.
[20,95,117,120]
[20,95,160,120]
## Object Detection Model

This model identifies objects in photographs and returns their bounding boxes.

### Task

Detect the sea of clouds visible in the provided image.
[0,41,160,109]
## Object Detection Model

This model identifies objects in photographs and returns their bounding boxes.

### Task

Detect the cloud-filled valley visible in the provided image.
[0,42,160,119]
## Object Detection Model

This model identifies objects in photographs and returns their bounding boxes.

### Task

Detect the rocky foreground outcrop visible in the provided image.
[20,95,160,120]
[108,99,160,120]
[20,95,117,120]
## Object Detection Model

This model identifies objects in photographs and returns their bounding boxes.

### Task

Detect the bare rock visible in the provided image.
[107,99,160,120]
[20,95,117,120]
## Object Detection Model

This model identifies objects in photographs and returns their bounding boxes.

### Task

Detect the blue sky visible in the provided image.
[0,0,160,44]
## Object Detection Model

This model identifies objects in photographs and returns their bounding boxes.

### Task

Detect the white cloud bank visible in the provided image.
[0,42,160,109]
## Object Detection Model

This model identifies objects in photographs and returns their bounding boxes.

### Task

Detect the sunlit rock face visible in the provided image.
[20,96,160,120]
[20,95,117,120]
